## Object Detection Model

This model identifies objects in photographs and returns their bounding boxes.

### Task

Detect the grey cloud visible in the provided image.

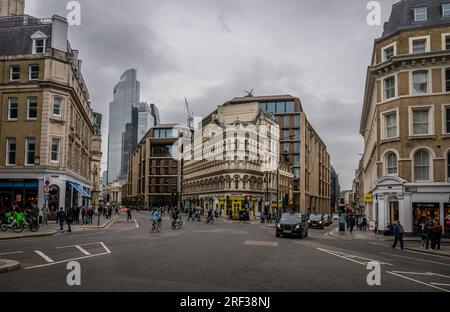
[25,0,399,188]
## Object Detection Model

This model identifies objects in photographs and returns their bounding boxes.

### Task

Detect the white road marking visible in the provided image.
[25,242,111,270]
[100,242,111,253]
[56,242,104,249]
[104,216,119,229]
[74,245,91,256]
[34,250,54,263]
[386,271,450,293]
[381,252,450,267]
[430,283,450,287]
[404,249,450,259]
[0,251,23,256]
[133,219,139,228]
[244,240,278,247]
[317,248,393,266]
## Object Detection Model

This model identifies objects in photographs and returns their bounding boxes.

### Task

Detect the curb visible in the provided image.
[405,248,450,258]
[0,259,20,273]
[0,229,57,241]
[74,215,119,229]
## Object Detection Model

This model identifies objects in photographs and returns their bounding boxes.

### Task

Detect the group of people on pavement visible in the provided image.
[346,215,368,233]
[257,211,277,224]
[421,219,443,250]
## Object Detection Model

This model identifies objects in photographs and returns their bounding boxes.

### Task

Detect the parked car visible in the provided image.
[308,214,325,229]
[333,213,339,221]
[276,212,309,239]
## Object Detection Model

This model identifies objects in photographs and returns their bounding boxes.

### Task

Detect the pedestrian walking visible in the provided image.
[348,215,356,233]
[88,207,94,224]
[56,207,66,233]
[187,209,194,221]
[392,222,404,250]
[127,207,132,221]
[423,220,433,249]
[431,222,443,250]
[41,204,49,226]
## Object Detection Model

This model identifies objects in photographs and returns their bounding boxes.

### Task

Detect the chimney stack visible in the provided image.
[0,0,25,17]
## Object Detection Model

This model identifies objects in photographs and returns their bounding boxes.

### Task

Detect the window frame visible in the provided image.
[444,67,450,93]
[381,109,399,140]
[443,3,450,18]
[25,137,36,166]
[443,104,450,135]
[413,149,432,182]
[383,74,397,101]
[27,96,38,120]
[382,42,397,62]
[409,35,430,54]
[411,69,430,95]
[29,64,39,80]
[51,138,61,163]
[385,151,398,175]
[10,65,20,81]
[414,6,428,22]
[409,105,434,137]
[53,96,63,117]
[5,138,16,166]
[7,97,19,121]
[442,33,450,51]
[32,38,46,55]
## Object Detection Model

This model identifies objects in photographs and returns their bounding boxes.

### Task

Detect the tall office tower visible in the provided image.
[137,102,160,142]
[107,69,140,183]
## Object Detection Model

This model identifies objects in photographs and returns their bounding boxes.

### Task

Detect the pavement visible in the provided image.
[327,227,450,257]
[0,215,119,241]
[1,214,450,292]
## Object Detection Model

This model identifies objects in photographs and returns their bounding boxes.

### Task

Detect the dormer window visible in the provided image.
[443,3,450,18]
[30,31,48,55]
[414,7,427,22]
[33,39,45,54]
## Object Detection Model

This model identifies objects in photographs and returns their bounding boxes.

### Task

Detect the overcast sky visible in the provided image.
[26,0,398,189]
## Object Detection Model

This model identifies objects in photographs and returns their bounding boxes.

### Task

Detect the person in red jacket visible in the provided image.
[431,222,443,250]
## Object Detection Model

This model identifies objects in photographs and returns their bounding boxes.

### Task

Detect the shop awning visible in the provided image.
[68,182,91,198]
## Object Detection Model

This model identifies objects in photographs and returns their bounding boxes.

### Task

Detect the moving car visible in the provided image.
[323,214,332,226]
[308,214,325,229]
[276,212,309,239]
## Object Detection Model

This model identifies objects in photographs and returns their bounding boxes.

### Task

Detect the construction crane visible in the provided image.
[185,97,194,129]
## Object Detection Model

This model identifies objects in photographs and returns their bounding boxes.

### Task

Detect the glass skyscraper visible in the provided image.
[107,69,140,184]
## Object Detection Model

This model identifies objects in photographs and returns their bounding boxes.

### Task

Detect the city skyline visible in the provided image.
[24,0,399,189]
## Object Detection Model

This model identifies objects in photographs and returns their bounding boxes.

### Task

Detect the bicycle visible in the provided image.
[151,219,162,233]
[172,218,184,230]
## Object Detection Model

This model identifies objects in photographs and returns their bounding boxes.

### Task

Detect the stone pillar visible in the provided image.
[377,195,386,232]
[0,0,25,17]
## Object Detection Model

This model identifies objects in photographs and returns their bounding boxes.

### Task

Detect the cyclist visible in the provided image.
[171,209,180,227]
[151,208,160,225]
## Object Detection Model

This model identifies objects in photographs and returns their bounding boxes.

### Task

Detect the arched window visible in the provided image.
[414,150,430,181]
[386,152,398,175]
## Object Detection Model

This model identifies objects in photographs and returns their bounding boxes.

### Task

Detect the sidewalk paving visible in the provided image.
[47,215,119,233]
[0,227,57,240]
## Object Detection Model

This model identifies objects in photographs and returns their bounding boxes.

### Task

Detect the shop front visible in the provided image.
[412,202,440,234]
[445,203,450,238]
[0,180,38,211]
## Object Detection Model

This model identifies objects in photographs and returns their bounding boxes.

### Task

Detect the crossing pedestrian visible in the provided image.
[127,207,132,222]
[56,207,66,233]
[392,222,404,250]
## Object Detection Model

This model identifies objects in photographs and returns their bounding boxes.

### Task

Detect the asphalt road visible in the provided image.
[0,212,449,292]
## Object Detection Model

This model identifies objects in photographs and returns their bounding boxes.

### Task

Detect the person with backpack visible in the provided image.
[127,207,132,222]
[431,222,443,250]
[392,221,404,250]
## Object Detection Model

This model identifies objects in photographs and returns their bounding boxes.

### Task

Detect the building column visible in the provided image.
[402,193,412,233]
[377,196,386,232]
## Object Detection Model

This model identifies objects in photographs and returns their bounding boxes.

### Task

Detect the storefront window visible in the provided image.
[445,203,450,237]
[412,203,440,233]
[0,180,38,211]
